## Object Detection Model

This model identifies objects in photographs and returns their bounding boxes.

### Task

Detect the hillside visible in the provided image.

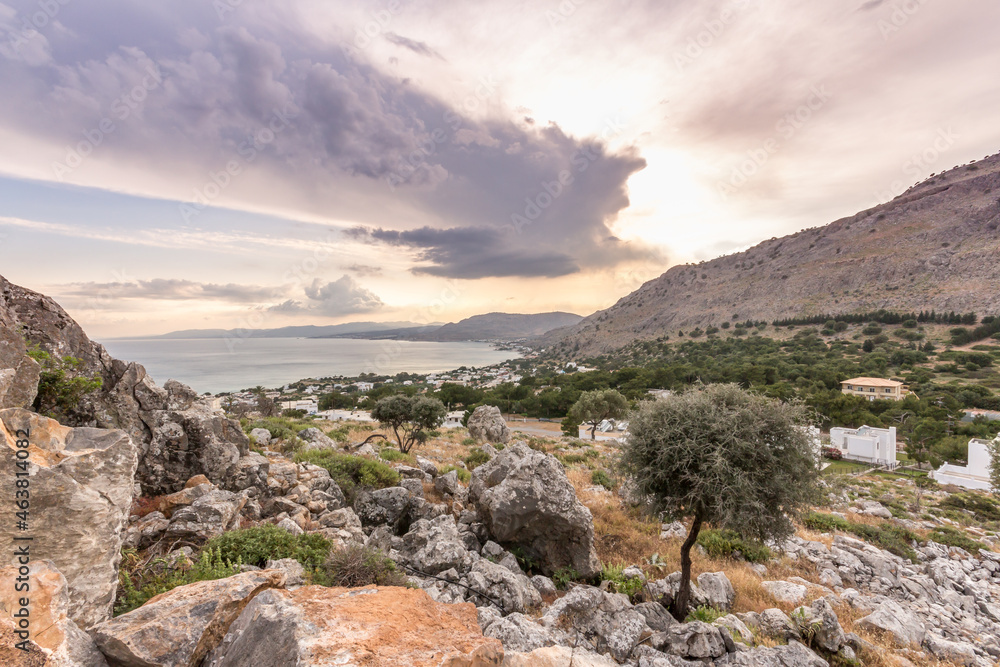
[325,311,584,342]
[138,321,437,339]
[543,151,1000,357]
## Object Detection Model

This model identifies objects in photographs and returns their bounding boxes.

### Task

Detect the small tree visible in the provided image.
[989,437,1000,495]
[570,389,629,440]
[619,384,819,620]
[371,395,446,453]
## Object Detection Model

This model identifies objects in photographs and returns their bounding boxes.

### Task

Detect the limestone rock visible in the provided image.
[0,292,40,410]
[484,612,555,652]
[855,599,926,647]
[0,409,137,630]
[502,645,619,666]
[398,515,472,575]
[204,586,504,666]
[468,558,542,614]
[658,621,726,660]
[467,405,512,444]
[249,428,271,446]
[723,641,828,666]
[0,561,108,666]
[436,469,460,495]
[762,580,808,604]
[540,585,648,663]
[792,598,845,654]
[165,489,247,541]
[696,571,735,611]
[90,570,286,667]
[469,443,601,578]
[354,487,412,533]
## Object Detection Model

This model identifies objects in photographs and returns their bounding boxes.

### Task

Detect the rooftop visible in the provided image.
[841,377,904,388]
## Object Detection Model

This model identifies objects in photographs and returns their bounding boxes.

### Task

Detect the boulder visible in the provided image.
[0,561,108,666]
[540,585,648,662]
[657,621,726,660]
[696,572,735,611]
[0,409,137,630]
[762,580,808,604]
[436,469,460,495]
[398,515,472,575]
[122,511,171,550]
[855,600,926,647]
[792,598,845,654]
[0,290,40,410]
[484,612,556,652]
[468,558,542,614]
[90,570,286,667]
[467,405,512,444]
[723,641,828,666]
[924,635,977,666]
[204,586,504,666]
[469,443,601,578]
[165,489,247,541]
[249,428,271,446]
[298,427,337,450]
[634,601,678,633]
[354,487,412,533]
[502,645,619,666]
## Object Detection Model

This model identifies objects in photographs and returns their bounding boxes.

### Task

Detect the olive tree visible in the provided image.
[619,384,820,619]
[371,395,447,453]
[570,389,629,440]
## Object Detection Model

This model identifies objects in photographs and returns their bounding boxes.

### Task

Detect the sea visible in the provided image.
[98,337,520,395]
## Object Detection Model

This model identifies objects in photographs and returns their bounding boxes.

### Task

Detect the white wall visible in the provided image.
[930,438,993,490]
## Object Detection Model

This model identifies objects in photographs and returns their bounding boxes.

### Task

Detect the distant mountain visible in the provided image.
[130,322,436,340]
[321,312,584,342]
[418,312,583,342]
[542,150,1000,357]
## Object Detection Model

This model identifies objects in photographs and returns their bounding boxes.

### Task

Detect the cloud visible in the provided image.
[345,263,383,277]
[268,275,384,316]
[856,0,887,11]
[56,279,286,303]
[384,32,445,60]
[350,225,580,278]
[0,0,651,281]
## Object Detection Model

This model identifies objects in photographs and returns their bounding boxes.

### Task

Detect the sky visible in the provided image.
[0,0,998,338]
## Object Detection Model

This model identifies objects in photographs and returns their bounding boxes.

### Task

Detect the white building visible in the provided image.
[317,409,374,423]
[829,425,897,466]
[279,399,319,415]
[355,382,374,392]
[930,436,995,491]
[441,410,465,429]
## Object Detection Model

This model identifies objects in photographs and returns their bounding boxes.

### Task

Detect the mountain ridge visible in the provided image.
[541,151,1000,357]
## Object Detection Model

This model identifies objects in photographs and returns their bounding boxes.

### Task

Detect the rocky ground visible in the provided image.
[4,275,1000,666]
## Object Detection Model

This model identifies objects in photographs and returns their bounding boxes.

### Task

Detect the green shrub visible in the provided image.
[686,605,726,624]
[938,493,1000,522]
[802,512,919,562]
[462,437,478,446]
[552,567,580,590]
[294,450,400,500]
[114,547,239,615]
[28,348,103,421]
[316,544,409,587]
[601,563,645,598]
[205,524,332,569]
[696,529,772,563]
[928,527,985,553]
[464,448,492,471]
[379,447,411,463]
[591,469,615,490]
[557,452,588,465]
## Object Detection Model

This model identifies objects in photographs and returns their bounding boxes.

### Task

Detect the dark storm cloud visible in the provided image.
[384,32,444,60]
[0,0,652,280]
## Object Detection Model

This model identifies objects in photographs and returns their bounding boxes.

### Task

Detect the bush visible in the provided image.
[552,567,580,590]
[115,547,239,615]
[822,447,843,461]
[928,527,985,553]
[205,524,332,569]
[601,563,645,598]
[686,605,726,624]
[379,447,410,463]
[316,544,409,587]
[696,529,772,563]
[938,493,1000,523]
[294,450,399,500]
[862,324,883,336]
[591,469,615,490]
[802,512,918,562]
[28,349,103,422]
[464,448,492,471]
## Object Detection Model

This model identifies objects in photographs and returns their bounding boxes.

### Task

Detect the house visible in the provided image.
[279,399,319,415]
[829,425,897,466]
[962,409,1000,423]
[930,436,995,491]
[441,410,465,429]
[840,377,913,401]
[355,382,374,392]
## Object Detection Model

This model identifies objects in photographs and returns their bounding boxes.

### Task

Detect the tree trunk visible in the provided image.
[671,513,704,621]
[590,423,597,440]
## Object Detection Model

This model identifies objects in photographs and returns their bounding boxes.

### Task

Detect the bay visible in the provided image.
[98,337,520,394]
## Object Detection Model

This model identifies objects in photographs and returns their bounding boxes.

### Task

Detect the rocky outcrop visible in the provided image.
[91,569,286,667]
[204,586,504,666]
[469,443,601,578]
[0,561,108,666]
[0,409,136,630]
[0,275,266,496]
[467,406,512,444]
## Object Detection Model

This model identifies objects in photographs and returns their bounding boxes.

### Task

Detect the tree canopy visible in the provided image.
[371,395,447,453]
[619,384,820,618]
[569,389,629,439]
